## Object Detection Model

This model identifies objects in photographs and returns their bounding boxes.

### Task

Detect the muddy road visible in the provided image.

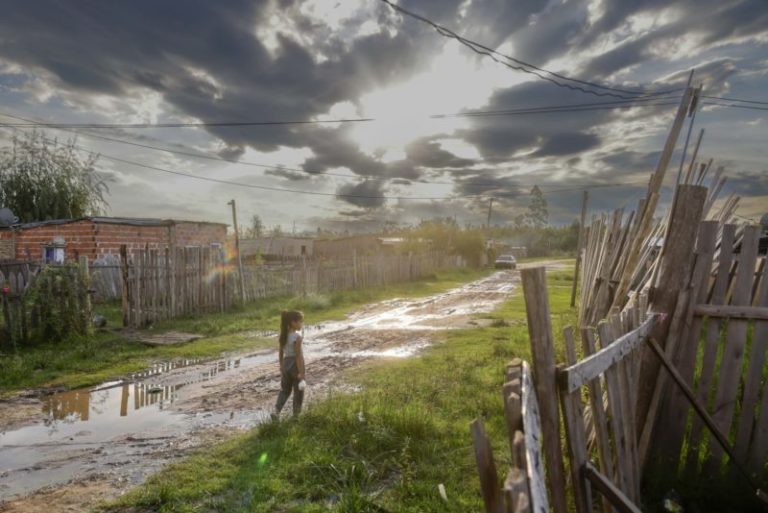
[0,263,566,512]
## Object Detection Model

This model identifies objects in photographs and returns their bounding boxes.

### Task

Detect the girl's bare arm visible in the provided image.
[296,337,305,379]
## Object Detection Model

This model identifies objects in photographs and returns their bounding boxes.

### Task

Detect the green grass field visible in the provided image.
[105,268,577,513]
[0,267,489,395]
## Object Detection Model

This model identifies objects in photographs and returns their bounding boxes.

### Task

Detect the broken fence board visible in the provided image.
[559,315,657,394]
[521,362,550,513]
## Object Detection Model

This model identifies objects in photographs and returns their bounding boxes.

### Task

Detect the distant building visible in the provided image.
[0,216,227,263]
[240,237,314,261]
[239,235,410,262]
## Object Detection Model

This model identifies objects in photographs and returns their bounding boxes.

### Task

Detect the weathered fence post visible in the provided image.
[636,184,707,460]
[521,267,568,513]
[119,245,131,327]
[571,190,588,307]
[78,255,92,333]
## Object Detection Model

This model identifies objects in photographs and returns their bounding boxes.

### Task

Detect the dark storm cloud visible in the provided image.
[599,149,662,174]
[404,138,475,168]
[581,0,768,79]
[0,0,765,223]
[459,83,619,162]
[0,0,439,153]
[218,145,245,161]
[265,168,315,181]
[533,132,601,157]
[335,180,387,209]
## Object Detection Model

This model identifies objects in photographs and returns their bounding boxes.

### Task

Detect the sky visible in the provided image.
[0,0,766,233]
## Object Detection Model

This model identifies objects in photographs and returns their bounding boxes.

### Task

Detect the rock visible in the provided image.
[92,315,108,328]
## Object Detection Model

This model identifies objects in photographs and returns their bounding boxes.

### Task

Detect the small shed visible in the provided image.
[0,216,227,263]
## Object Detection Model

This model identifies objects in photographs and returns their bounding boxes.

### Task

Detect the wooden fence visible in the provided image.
[122,246,465,328]
[472,359,547,513]
[652,222,768,478]
[557,305,657,513]
[0,258,91,349]
[120,245,231,328]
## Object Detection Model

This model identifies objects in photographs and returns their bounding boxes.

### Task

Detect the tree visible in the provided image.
[0,131,108,222]
[271,224,284,237]
[246,214,264,238]
[526,185,548,227]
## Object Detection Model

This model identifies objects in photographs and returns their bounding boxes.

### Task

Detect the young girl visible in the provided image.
[272,310,306,419]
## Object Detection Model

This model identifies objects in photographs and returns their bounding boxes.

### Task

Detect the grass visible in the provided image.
[105,269,577,513]
[0,267,489,395]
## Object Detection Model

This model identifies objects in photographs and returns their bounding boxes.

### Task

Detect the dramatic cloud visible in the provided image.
[0,0,765,228]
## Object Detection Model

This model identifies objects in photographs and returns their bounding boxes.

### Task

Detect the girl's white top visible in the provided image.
[283,331,300,357]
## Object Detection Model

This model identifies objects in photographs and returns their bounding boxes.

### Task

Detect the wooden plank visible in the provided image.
[559,315,657,393]
[520,268,568,513]
[734,255,768,464]
[583,463,642,513]
[609,315,640,503]
[658,221,718,463]
[580,327,614,513]
[646,336,766,497]
[503,469,531,513]
[635,184,707,439]
[471,419,505,513]
[692,303,768,320]
[596,321,632,499]
[611,86,694,312]
[521,362,550,513]
[750,365,768,474]
[685,224,737,475]
[707,225,761,469]
[557,328,592,513]
[571,190,589,308]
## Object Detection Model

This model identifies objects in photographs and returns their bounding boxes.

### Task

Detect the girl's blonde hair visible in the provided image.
[279,310,303,348]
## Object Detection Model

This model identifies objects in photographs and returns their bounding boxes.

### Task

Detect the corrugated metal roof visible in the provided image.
[0,216,227,230]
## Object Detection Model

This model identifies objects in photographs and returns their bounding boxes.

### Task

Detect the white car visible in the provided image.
[494,255,517,269]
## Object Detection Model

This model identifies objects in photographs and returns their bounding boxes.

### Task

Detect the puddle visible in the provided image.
[0,271,519,503]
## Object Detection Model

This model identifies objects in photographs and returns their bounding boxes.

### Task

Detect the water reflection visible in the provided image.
[41,358,243,424]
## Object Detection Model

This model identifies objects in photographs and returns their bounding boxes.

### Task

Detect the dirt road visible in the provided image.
[0,263,566,512]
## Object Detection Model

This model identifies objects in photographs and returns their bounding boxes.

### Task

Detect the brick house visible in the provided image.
[0,217,228,263]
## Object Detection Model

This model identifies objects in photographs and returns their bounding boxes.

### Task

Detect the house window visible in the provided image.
[301,245,307,255]
[44,246,65,264]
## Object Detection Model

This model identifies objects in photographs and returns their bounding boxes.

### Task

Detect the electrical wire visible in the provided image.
[702,95,768,106]
[377,0,683,100]
[0,124,649,201]
[0,97,681,129]
[0,98,677,190]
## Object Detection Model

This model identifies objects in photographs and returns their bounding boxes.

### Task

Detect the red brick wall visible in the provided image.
[171,222,227,248]
[3,220,227,263]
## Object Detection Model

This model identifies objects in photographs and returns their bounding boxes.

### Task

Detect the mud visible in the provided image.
[0,264,567,511]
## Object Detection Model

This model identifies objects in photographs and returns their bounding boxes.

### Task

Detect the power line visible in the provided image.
[701,101,768,112]
[0,125,650,201]
[377,0,683,100]
[0,98,678,189]
[702,95,768,106]
[0,97,681,129]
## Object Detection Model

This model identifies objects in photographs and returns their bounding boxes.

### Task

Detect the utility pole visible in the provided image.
[486,197,494,228]
[570,190,589,307]
[227,199,246,304]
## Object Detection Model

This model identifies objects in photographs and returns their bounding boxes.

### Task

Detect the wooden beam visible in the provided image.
[558,315,657,394]
[646,336,768,506]
[521,268,568,513]
[635,184,707,435]
[693,304,768,321]
[471,419,505,513]
[583,463,642,513]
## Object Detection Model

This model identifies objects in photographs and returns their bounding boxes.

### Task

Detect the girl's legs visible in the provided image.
[292,381,304,416]
[274,357,297,416]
